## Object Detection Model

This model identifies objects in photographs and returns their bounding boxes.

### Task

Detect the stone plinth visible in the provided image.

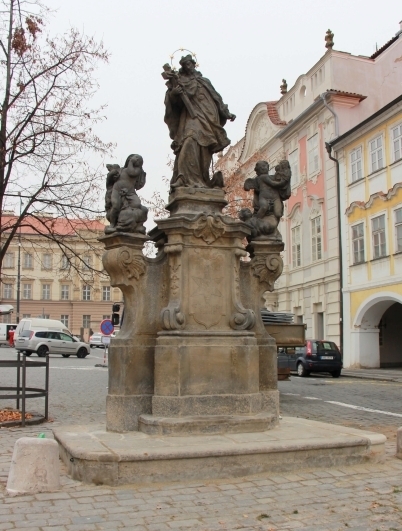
[53,418,386,486]
[100,188,285,434]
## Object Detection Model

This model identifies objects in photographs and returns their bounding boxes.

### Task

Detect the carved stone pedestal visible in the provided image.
[101,188,284,434]
[100,232,166,432]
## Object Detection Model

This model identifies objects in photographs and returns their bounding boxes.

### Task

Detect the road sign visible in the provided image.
[101,335,111,345]
[100,319,114,336]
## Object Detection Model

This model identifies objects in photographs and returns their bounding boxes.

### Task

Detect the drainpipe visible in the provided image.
[320,92,339,137]
[325,142,343,357]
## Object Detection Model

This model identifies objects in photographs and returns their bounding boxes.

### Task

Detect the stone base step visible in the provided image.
[53,417,386,487]
[138,412,278,436]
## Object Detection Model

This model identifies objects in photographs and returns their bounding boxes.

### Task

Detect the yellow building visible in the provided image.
[331,95,402,367]
[1,214,121,337]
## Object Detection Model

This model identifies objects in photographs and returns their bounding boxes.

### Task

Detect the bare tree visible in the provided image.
[0,0,113,277]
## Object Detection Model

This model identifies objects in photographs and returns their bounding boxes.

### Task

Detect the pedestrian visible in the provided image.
[8,327,15,347]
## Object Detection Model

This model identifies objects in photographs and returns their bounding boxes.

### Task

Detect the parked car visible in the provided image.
[277,340,342,378]
[14,318,72,343]
[89,331,118,348]
[89,333,106,348]
[15,330,90,358]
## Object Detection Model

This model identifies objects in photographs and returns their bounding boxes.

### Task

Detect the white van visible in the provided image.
[14,318,72,344]
[0,323,18,346]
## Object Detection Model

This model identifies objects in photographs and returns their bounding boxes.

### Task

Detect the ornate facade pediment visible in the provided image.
[239,102,283,164]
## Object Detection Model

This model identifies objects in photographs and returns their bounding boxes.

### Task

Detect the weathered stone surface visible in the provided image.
[106,395,152,433]
[154,334,259,398]
[152,393,263,417]
[53,418,386,486]
[138,412,277,436]
[7,437,60,496]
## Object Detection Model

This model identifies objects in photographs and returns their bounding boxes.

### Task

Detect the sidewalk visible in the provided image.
[1,422,402,531]
[341,367,402,383]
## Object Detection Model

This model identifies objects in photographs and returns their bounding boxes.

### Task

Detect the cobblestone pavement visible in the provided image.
[1,348,402,530]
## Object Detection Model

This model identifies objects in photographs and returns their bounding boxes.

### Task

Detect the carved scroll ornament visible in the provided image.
[229,251,256,331]
[251,254,283,292]
[119,249,146,280]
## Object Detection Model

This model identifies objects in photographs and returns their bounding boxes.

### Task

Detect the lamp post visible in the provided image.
[16,192,22,324]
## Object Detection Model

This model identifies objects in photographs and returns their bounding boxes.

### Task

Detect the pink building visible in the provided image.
[216,22,402,356]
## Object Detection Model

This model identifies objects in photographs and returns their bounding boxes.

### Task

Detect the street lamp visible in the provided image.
[16,192,22,324]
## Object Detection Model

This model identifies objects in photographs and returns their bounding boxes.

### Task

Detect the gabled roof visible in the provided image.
[266,101,287,126]
[1,215,106,236]
[325,89,367,102]
[370,35,399,60]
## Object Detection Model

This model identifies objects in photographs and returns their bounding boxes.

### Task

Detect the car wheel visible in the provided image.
[77,347,88,359]
[297,362,309,377]
[62,354,71,358]
[331,370,341,378]
[37,345,49,357]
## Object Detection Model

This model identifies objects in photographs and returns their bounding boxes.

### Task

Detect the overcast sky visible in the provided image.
[52,0,401,213]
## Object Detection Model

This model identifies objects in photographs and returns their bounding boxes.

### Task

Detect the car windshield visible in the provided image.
[314,341,339,352]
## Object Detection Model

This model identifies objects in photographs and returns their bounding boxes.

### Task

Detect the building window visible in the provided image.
[103,314,111,320]
[42,314,50,319]
[22,314,31,318]
[395,207,402,253]
[42,253,52,270]
[61,284,70,300]
[82,255,92,271]
[83,315,91,328]
[291,226,301,267]
[82,285,91,301]
[369,136,383,173]
[288,149,299,185]
[2,314,11,324]
[60,315,69,328]
[42,284,51,300]
[3,252,14,268]
[372,214,386,259]
[23,253,33,269]
[23,283,32,299]
[307,133,319,175]
[350,147,362,182]
[392,124,402,162]
[60,255,69,270]
[102,286,111,301]
[3,284,13,299]
[352,223,365,264]
[311,216,322,261]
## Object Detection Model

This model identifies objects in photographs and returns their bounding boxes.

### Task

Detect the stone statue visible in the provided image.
[240,160,291,241]
[104,154,148,235]
[162,55,236,191]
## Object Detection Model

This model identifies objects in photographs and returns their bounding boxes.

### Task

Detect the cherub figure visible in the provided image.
[241,159,292,241]
[274,160,292,202]
[105,164,121,221]
[104,154,148,235]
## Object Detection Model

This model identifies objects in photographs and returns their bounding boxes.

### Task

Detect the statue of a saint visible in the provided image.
[162,55,236,190]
